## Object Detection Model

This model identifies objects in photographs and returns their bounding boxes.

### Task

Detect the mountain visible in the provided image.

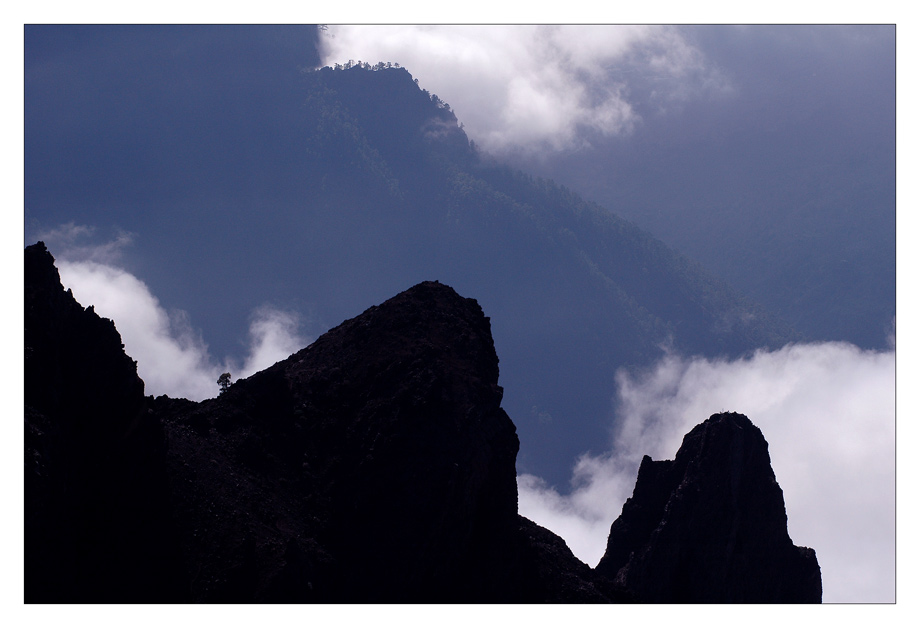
[24,242,820,603]
[25,43,801,486]
[186,63,802,484]
[24,243,185,601]
[595,412,822,602]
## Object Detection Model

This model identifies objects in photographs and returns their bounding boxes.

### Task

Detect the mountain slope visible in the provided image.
[285,64,800,480]
[24,242,819,602]
[24,243,185,602]
[513,25,895,350]
[596,412,821,602]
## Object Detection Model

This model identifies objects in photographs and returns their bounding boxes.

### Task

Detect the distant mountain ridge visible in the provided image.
[24,242,820,603]
[287,64,801,481]
[509,26,895,350]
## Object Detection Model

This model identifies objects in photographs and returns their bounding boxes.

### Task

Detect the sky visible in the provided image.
[17,21,909,606]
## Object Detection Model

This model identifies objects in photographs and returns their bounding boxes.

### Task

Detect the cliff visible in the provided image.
[24,242,185,601]
[150,278,617,601]
[596,412,822,603]
[23,242,819,602]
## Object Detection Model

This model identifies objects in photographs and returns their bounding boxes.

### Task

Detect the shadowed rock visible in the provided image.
[24,243,819,603]
[24,242,185,602]
[149,279,613,601]
[596,412,822,603]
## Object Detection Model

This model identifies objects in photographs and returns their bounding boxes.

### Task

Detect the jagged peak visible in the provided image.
[597,410,821,602]
[24,245,820,603]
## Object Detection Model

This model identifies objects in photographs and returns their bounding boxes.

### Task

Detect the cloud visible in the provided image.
[48,227,310,401]
[59,259,217,400]
[238,305,306,379]
[518,342,895,603]
[319,25,730,155]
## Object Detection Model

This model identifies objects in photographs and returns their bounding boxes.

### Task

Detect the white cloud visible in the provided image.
[319,25,729,155]
[59,259,219,400]
[518,454,637,564]
[518,342,895,603]
[48,227,310,401]
[239,305,306,378]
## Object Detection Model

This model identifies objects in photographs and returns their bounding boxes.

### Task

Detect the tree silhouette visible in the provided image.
[217,372,231,394]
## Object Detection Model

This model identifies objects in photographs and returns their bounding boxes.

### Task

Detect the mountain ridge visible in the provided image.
[289,64,802,483]
[24,241,820,603]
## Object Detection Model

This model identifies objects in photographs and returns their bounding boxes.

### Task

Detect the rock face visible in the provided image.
[595,412,822,603]
[24,243,820,603]
[24,242,185,602]
[152,279,578,602]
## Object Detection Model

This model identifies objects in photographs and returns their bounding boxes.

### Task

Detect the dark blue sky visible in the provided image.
[26,25,323,342]
[26,25,320,223]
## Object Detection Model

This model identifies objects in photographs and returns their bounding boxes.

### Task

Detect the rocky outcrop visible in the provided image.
[152,279,550,602]
[24,243,820,602]
[151,279,632,602]
[595,412,822,603]
[24,242,185,602]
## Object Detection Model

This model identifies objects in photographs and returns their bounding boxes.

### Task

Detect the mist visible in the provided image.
[518,341,895,603]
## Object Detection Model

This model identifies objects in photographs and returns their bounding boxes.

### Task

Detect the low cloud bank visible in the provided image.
[38,225,310,401]
[518,343,895,603]
[319,25,729,155]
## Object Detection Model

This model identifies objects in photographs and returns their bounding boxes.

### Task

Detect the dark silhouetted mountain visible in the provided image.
[24,242,186,602]
[24,243,819,603]
[596,412,822,603]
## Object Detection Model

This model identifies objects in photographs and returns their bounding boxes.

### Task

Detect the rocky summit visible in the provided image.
[596,412,822,603]
[23,242,820,603]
